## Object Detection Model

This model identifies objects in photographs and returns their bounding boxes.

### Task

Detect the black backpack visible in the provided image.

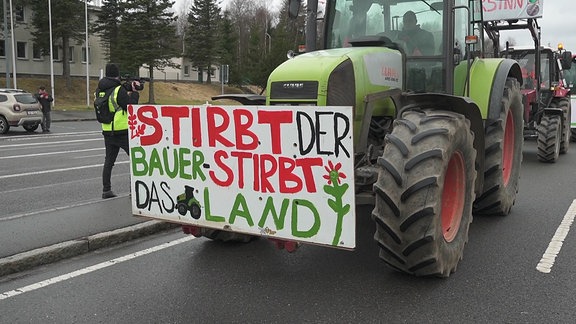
[94,87,120,123]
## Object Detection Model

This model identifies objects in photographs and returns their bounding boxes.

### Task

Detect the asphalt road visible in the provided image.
[1,131,576,322]
[0,115,173,275]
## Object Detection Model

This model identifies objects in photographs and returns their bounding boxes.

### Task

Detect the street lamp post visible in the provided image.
[48,0,55,105]
[265,32,271,54]
[9,0,16,88]
[2,0,9,87]
[85,0,90,107]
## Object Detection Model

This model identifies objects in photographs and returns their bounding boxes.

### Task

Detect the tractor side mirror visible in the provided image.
[288,0,300,19]
[561,51,573,70]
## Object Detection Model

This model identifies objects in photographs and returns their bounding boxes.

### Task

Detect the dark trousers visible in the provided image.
[41,109,51,131]
[102,134,129,192]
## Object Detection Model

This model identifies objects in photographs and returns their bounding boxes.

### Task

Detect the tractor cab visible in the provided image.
[306,0,482,94]
[505,45,573,132]
[506,45,572,93]
[565,54,576,140]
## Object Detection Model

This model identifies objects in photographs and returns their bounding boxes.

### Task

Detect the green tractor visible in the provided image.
[176,185,202,219]
[209,0,524,277]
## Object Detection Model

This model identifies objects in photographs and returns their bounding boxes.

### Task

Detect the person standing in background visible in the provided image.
[97,63,141,199]
[35,86,53,132]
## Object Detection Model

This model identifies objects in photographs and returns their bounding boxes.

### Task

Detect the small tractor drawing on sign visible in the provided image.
[176,186,201,219]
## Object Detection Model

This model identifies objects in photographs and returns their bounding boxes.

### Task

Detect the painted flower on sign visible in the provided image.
[323,160,347,185]
[322,160,350,246]
[128,105,146,139]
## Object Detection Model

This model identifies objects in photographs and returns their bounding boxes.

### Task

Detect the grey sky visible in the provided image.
[503,0,573,50]
[175,0,570,50]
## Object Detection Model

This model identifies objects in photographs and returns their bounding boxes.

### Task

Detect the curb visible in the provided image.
[0,221,179,277]
[54,118,95,122]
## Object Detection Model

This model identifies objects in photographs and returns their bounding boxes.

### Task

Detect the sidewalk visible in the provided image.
[51,109,96,122]
[0,111,178,277]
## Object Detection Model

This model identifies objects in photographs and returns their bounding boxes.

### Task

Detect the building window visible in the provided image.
[0,40,5,57]
[184,65,189,76]
[68,46,74,62]
[16,42,26,59]
[82,46,91,63]
[15,6,24,22]
[53,46,60,61]
[32,44,42,59]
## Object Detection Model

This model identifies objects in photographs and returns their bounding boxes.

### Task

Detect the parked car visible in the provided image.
[0,89,43,134]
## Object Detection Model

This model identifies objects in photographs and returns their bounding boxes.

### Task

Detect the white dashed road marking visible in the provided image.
[536,199,576,273]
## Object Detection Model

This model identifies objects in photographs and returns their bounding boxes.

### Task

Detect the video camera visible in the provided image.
[121,75,150,91]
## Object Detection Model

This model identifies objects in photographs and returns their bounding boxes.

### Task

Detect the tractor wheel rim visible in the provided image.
[502,109,515,186]
[441,151,465,243]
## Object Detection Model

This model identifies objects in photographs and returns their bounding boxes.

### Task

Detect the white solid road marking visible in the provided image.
[0,148,104,160]
[536,199,576,274]
[0,161,129,180]
[0,137,102,149]
[0,235,195,301]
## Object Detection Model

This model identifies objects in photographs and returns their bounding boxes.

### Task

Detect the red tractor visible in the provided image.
[484,18,573,162]
[506,44,572,162]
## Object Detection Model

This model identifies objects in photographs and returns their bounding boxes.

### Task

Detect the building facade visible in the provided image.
[0,4,222,84]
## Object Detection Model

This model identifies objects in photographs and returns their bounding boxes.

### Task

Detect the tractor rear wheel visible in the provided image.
[537,114,562,163]
[372,109,476,277]
[473,78,523,216]
[550,98,571,154]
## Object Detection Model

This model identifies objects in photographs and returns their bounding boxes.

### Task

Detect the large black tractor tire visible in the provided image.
[473,78,523,216]
[537,114,562,163]
[372,109,476,277]
[550,97,571,154]
[571,129,576,143]
[199,228,257,243]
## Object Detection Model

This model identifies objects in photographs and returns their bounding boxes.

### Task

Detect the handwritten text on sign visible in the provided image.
[482,0,543,21]
[128,105,356,248]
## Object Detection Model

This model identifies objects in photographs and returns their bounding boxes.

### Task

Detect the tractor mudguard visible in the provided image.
[454,58,522,120]
[543,107,564,116]
[399,93,485,196]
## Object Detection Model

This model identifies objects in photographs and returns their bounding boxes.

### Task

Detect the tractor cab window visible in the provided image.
[326,0,446,93]
[564,57,576,89]
[328,0,443,55]
[514,52,538,90]
[540,52,551,89]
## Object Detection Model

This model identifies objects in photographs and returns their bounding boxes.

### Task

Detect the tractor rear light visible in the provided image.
[269,238,300,253]
[182,225,203,237]
[13,104,21,112]
[465,35,478,45]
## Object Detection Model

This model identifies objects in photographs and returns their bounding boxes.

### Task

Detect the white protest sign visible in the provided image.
[483,0,543,21]
[128,104,356,249]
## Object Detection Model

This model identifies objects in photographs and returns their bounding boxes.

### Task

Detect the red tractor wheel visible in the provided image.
[474,78,523,216]
[373,109,476,277]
